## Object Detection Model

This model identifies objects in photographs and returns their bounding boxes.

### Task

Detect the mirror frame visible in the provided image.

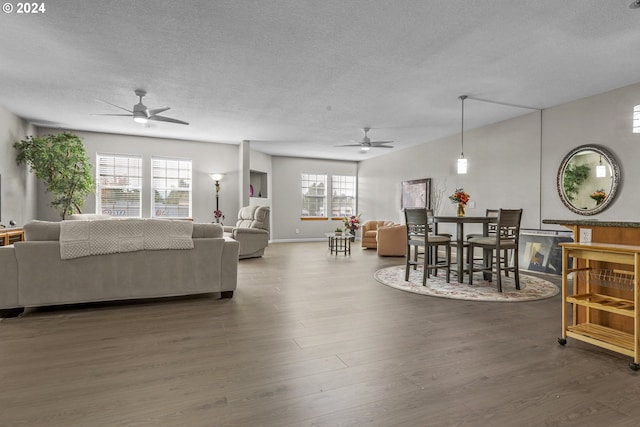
[556,144,620,216]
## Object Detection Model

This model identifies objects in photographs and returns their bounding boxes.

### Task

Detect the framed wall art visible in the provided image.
[401,178,431,210]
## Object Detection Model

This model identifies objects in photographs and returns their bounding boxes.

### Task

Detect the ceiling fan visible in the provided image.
[336,127,394,151]
[95,89,189,125]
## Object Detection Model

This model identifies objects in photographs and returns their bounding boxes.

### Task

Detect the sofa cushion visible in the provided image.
[24,220,61,241]
[24,220,217,243]
[68,213,112,221]
[192,223,223,238]
[59,219,194,259]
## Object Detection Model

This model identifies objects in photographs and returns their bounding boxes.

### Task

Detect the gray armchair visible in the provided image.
[223,206,270,259]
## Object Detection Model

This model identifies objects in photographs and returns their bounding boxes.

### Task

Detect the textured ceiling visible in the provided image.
[1,0,640,160]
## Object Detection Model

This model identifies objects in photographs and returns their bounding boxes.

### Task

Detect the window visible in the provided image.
[634,104,640,133]
[301,173,327,217]
[152,157,192,218]
[96,154,142,217]
[331,175,356,218]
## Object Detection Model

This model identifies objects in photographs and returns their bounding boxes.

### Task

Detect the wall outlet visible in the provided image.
[295,228,300,234]
[468,201,476,209]
[579,228,592,243]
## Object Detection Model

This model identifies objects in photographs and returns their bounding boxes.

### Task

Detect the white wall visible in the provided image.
[359,81,640,235]
[272,156,358,240]
[36,129,240,223]
[358,112,542,237]
[0,106,37,227]
[541,82,640,225]
[249,149,272,208]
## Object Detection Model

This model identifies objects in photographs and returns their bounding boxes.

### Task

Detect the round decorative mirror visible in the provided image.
[556,145,620,215]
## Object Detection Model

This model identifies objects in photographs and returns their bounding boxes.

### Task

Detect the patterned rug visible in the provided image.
[374,265,559,302]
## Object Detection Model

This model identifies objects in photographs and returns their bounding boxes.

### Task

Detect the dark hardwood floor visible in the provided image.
[1,241,639,426]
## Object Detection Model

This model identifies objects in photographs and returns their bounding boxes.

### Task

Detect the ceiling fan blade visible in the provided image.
[148,106,170,116]
[373,145,394,148]
[148,115,189,125]
[370,141,394,145]
[92,113,133,117]
[335,144,365,147]
[96,99,133,113]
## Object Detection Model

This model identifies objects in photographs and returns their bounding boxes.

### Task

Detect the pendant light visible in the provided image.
[596,156,606,177]
[457,95,468,174]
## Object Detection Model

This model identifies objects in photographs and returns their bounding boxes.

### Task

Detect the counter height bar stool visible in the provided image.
[404,208,451,286]
[466,209,502,276]
[467,208,523,292]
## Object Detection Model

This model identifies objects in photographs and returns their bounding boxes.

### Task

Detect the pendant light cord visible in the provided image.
[459,95,467,156]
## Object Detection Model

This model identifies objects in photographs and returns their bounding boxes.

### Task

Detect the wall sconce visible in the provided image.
[633,104,640,133]
[457,95,468,174]
[210,173,224,213]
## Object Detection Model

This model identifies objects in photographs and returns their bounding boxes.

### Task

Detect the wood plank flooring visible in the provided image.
[2,241,640,426]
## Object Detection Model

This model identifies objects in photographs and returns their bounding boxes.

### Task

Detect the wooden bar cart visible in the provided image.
[558,241,640,370]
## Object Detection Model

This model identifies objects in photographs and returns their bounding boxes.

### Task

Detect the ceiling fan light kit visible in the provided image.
[96,89,189,125]
[335,127,394,151]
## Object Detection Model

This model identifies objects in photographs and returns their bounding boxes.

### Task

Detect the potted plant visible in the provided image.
[334,227,343,235]
[14,132,95,219]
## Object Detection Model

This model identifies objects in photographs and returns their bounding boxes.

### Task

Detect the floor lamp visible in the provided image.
[210,173,224,220]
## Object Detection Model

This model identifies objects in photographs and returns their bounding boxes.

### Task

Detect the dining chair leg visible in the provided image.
[513,248,521,290]
[495,249,503,292]
[503,249,509,277]
[445,244,451,283]
[468,243,475,286]
[405,245,411,281]
[422,246,428,286]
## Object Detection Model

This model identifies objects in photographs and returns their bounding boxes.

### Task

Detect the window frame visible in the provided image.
[331,175,357,219]
[96,153,143,218]
[151,157,193,219]
[301,173,328,219]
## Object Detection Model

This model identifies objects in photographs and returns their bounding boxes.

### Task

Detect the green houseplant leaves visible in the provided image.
[14,132,95,219]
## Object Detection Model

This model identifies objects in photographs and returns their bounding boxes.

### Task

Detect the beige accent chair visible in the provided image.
[361,220,394,249]
[376,224,407,256]
[223,206,270,259]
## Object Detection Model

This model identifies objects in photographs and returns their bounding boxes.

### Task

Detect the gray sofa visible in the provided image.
[0,219,239,316]
[223,205,270,259]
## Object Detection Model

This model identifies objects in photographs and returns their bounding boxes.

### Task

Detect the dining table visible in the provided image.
[433,215,497,281]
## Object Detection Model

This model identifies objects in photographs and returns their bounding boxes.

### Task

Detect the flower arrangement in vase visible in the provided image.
[590,189,606,205]
[343,214,361,240]
[214,209,225,224]
[449,188,470,217]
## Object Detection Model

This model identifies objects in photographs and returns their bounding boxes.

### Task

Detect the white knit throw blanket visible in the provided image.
[59,219,193,260]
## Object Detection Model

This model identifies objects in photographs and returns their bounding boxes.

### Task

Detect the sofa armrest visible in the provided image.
[231,228,269,237]
[0,247,19,310]
[221,237,240,291]
[222,225,235,233]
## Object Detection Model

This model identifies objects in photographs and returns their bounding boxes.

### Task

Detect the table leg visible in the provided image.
[456,222,464,281]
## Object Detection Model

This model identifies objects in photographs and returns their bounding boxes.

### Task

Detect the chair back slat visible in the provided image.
[404,208,427,238]
[497,209,522,239]
[486,209,499,234]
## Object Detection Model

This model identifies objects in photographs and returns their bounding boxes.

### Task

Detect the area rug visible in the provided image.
[374,265,559,302]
